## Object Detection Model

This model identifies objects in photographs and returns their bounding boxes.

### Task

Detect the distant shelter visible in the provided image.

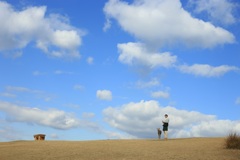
[34,134,46,141]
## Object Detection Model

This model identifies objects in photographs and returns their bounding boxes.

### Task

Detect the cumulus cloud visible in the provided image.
[103,100,240,138]
[189,0,238,25]
[118,42,177,68]
[178,64,239,77]
[0,101,80,129]
[104,0,235,48]
[0,101,120,141]
[0,101,111,132]
[0,1,84,59]
[96,90,112,101]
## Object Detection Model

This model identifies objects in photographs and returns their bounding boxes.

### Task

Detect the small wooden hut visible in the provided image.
[34,134,46,141]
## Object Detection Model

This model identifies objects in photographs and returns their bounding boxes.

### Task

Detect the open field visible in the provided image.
[0,138,240,160]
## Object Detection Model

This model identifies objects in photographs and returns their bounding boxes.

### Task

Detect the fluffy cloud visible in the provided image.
[104,0,235,48]
[96,90,112,101]
[103,100,240,138]
[0,2,84,59]
[118,42,177,68]
[0,101,80,129]
[0,101,119,140]
[189,0,238,25]
[178,64,239,77]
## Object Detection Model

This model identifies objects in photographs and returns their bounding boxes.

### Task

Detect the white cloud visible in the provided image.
[103,18,112,32]
[103,100,240,138]
[0,101,118,141]
[151,91,169,99]
[189,0,238,25]
[118,42,177,68]
[0,2,84,59]
[0,101,80,129]
[52,30,80,50]
[96,90,112,101]
[104,0,235,48]
[178,64,239,77]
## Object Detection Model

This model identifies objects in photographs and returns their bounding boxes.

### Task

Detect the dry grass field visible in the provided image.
[0,138,240,160]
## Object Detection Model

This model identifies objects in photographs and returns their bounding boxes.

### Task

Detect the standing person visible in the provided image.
[162,114,169,139]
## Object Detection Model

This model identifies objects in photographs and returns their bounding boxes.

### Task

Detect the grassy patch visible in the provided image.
[225,132,240,149]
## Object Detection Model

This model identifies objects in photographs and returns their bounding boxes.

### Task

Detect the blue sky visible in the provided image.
[0,0,240,141]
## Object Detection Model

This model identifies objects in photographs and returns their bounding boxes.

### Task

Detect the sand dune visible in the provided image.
[0,138,239,160]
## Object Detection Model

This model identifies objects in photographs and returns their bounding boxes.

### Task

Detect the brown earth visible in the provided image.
[0,138,239,160]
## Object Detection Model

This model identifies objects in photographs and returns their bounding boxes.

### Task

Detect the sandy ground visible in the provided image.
[0,138,239,160]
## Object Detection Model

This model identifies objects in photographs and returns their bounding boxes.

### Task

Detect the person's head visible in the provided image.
[164,114,168,117]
